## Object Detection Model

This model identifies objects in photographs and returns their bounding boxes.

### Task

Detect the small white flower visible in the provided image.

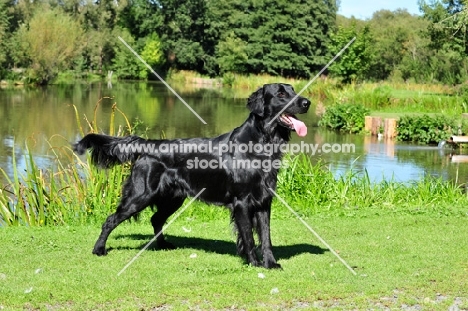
[35,268,43,274]
[258,273,265,279]
[270,287,279,294]
[189,253,197,258]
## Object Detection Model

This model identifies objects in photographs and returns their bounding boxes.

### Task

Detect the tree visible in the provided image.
[0,0,9,65]
[328,24,373,82]
[17,5,83,84]
[367,9,430,81]
[419,0,468,83]
[111,27,144,79]
[140,33,164,78]
[157,0,211,73]
[118,0,163,38]
[209,0,337,78]
[80,0,128,74]
[215,32,248,74]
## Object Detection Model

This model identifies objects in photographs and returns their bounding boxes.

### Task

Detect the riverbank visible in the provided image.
[166,70,467,115]
[3,70,464,115]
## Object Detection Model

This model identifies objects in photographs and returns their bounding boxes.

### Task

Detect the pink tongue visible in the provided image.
[288,117,307,137]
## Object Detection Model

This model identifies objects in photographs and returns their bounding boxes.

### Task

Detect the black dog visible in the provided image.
[74,83,310,269]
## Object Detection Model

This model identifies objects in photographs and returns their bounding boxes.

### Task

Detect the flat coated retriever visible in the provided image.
[73,83,310,269]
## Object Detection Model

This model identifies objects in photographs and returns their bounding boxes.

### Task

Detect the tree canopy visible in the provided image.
[1,0,468,84]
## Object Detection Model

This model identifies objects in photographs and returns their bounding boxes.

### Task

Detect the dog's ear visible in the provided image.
[247,86,265,116]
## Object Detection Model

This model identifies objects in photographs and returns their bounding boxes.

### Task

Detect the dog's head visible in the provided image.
[247,83,311,137]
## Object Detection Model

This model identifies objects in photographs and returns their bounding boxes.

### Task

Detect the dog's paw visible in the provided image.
[92,247,108,256]
[157,240,176,250]
[264,261,282,269]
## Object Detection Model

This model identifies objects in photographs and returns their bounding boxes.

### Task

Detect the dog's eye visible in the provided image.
[277,92,286,98]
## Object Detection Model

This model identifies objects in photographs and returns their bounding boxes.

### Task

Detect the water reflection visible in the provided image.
[1,82,468,185]
[299,129,468,184]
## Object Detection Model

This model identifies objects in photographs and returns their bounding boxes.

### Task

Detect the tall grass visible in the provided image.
[0,101,132,226]
[276,154,468,218]
[2,146,467,226]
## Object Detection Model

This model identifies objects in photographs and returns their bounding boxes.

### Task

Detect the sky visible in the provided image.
[338,0,422,19]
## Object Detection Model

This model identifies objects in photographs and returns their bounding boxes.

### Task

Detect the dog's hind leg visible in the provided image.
[92,194,152,256]
[232,199,261,267]
[92,161,157,256]
[150,196,185,249]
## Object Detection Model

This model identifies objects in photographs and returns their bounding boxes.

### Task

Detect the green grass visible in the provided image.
[276,154,468,218]
[169,70,468,115]
[338,83,465,115]
[0,213,467,310]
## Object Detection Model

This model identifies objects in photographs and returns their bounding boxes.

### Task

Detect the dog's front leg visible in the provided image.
[233,203,261,267]
[255,208,282,269]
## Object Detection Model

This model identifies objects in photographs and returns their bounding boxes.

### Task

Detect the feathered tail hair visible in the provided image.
[73,133,147,168]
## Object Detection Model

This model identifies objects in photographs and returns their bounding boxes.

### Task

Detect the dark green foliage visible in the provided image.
[4,0,468,83]
[209,0,337,78]
[418,0,468,84]
[397,114,462,144]
[0,0,9,66]
[328,24,373,82]
[118,0,164,38]
[111,28,146,79]
[318,103,370,133]
[215,32,249,74]
[155,0,213,73]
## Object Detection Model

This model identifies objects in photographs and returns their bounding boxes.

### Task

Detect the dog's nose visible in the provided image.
[301,99,311,108]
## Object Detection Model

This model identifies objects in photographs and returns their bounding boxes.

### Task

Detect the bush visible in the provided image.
[318,103,370,133]
[396,114,463,144]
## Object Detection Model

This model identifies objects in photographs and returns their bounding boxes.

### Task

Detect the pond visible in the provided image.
[1,81,467,185]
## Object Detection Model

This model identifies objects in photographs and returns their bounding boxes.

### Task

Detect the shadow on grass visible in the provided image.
[112,233,328,260]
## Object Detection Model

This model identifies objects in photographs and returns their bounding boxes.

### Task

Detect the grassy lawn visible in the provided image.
[1,212,467,310]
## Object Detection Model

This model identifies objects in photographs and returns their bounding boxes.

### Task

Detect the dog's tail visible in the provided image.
[73,133,148,168]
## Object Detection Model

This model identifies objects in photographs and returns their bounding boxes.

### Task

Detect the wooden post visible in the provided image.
[365,116,373,134]
[365,116,382,136]
[364,116,397,138]
[384,118,397,138]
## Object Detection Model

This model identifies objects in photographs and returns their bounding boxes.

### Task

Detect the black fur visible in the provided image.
[73,83,310,269]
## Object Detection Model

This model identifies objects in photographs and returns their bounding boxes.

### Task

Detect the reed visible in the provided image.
[275,154,468,218]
